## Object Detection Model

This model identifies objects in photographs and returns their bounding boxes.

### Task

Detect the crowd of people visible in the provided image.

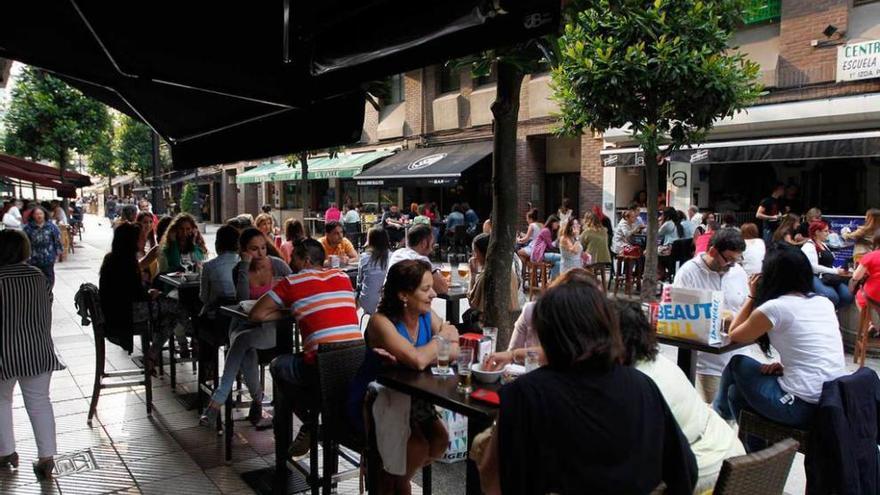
[2,189,878,493]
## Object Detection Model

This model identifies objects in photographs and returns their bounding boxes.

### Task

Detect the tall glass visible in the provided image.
[525,349,540,373]
[456,347,474,393]
[440,265,452,284]
[436,338,451,373]
[482,327,498,354]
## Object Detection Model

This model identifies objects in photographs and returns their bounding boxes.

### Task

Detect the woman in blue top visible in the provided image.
[351,259,460,493]
[22,206,63,291]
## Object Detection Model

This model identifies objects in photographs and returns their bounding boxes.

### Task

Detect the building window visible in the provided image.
[381,74,405,106]
[438,63,461,94]
[742,0,781,25]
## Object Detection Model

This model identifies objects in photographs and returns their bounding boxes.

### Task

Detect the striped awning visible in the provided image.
[236,150,393,184]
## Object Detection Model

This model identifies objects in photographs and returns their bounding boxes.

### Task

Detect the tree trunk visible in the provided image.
[151,132,165,214]
[58,149,69,209]
[641,148,660,300]
[481,60,524,350]
[299,152,310,226]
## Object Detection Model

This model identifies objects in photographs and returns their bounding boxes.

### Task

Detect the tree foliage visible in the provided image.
[116,114,153,180]
[87,127,117,182]
[181,183,200,217]
[552,0,762,298]
[3,66,110,175]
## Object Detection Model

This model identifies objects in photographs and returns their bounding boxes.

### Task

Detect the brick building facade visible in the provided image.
[219,0,880,226]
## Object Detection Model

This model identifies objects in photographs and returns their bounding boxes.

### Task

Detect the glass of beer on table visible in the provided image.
[440,264,452,284]
[456,347,474,393]
[436,337,451,373]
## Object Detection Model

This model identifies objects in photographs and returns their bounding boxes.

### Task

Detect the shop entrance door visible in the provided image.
[545,173,580,218]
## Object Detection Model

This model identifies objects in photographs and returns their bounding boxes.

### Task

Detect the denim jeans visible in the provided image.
[270,354,317,420]
[812,276,854,308]
[209,325,274,405]
[543,252,562,279]
[713,355,816,451]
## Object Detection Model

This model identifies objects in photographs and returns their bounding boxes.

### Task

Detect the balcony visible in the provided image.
[743,0,781,25]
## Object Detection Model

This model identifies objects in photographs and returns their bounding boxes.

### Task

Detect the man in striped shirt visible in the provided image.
[250,238,362,457]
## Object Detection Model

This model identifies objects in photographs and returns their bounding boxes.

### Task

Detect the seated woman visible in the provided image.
[802,220,853,308]
[349,259,460,493]
[279,218,307,264]
[357,227,390,316]
[515,208,541,255]
[559,219,586,274]
[616,300,744,493]
[770,214,806,250]
[716,248,847,447]
[468,233,524,319]
[200,228,291,427]
[530,215,562,279]
[136,211,159,284]
[850,231,880,334]
[475,269,697,494]
[157,213,207,273]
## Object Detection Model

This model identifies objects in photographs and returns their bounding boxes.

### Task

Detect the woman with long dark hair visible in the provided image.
[279,218,307,263]
[200,228,291,427]
[531,215,562,278]
[356,227,390,315]
[715,248,847,440]
[475,270,697,494]
[349,260,460,493]
[136,211,160,283]
[771,213,805,248]
[658,207,685,247]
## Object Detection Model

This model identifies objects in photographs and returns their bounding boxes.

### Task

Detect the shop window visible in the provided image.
[380,74,406,106]
[438,63,461,94]
[283,182,302,209]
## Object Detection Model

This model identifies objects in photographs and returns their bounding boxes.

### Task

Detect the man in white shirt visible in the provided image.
[386,224,448,294]
[673,228,756,404]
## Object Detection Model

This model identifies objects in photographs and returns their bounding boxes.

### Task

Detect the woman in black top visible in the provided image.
[477,269,697,495]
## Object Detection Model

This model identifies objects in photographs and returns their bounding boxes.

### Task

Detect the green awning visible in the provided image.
[235,161,291,184]
[239,150,394,183]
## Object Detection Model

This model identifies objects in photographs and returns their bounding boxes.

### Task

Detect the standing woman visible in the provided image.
[559,219,585,274]
[0,231,65,479]
[357,227,390,316]
[557,198,573,225]
[23,206,64,291]
[581,210,612,268]
[844,208,880,264]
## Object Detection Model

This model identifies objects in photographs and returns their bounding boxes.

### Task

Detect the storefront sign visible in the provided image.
[837,40,880,82]
[825,215,866,268]
[408,153,447,171]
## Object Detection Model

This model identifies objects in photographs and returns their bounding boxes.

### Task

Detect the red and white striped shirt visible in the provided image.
[267,268,362,362]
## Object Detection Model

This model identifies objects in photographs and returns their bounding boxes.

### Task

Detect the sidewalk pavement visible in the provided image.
[1,214,876,494]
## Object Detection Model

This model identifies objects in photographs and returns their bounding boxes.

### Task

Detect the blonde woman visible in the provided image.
[843,208,880,264]
[158,213,207,273]
[559,219,586,274]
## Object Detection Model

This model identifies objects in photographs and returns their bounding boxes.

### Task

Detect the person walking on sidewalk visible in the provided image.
[23,206,64,291]
[0,230,65,479]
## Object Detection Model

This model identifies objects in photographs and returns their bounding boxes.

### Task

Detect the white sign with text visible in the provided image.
[837,40,880,82]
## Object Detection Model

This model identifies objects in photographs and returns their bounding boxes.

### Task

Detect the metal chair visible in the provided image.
[713,438,800,495]
[737,409,809,455]
[75,283,153,426]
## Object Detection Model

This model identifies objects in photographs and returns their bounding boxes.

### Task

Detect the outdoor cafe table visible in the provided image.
[377,367,501,495]
[157,272,203,399]
[656,333,750,384]
[438,285,469,325]
[219,304,303,495]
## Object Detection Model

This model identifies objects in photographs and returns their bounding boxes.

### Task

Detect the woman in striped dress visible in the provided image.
[0,230,65,479]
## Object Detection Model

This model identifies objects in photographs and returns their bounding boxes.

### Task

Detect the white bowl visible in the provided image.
[471,363,504,384]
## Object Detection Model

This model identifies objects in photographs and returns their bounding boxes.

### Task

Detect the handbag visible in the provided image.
[621,244,642,258]
[819,273,848,287]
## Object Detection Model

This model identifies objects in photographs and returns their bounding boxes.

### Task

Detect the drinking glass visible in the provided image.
[525,350,540,373]
[436,338,451,373]
[456,347,474,393]
[482,327,498,354]
[457,264,470,282]
[440,265,452,284]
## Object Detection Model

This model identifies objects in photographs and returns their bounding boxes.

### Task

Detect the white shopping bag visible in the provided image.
[436,407,468,464]
[657,286,724,345]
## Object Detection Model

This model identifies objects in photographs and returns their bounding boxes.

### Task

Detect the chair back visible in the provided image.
[316,341,367,447]
[713,438,799,495]
[75,283,106,339]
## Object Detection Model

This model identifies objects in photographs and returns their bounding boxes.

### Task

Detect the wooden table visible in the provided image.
[220,304,304,495]
[656,334,750,384]
[437,285,469,324]
[377,367,500,495]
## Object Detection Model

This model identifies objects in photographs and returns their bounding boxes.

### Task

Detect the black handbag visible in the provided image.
[820,273,848,287]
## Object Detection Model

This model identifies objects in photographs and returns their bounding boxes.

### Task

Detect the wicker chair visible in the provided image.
[713,438,799,495]
[738,409,809,455]
[527,260,553,300]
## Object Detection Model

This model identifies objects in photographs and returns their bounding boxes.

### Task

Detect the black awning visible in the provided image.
[1,2,559,170]
[355,141,492,187]
[601,132,880,167]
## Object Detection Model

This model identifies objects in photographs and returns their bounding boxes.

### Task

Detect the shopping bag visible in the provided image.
[437,407,468,463]
[656,286,724,345]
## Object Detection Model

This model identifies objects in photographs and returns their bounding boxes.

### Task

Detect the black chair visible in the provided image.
[75,283,153,426]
